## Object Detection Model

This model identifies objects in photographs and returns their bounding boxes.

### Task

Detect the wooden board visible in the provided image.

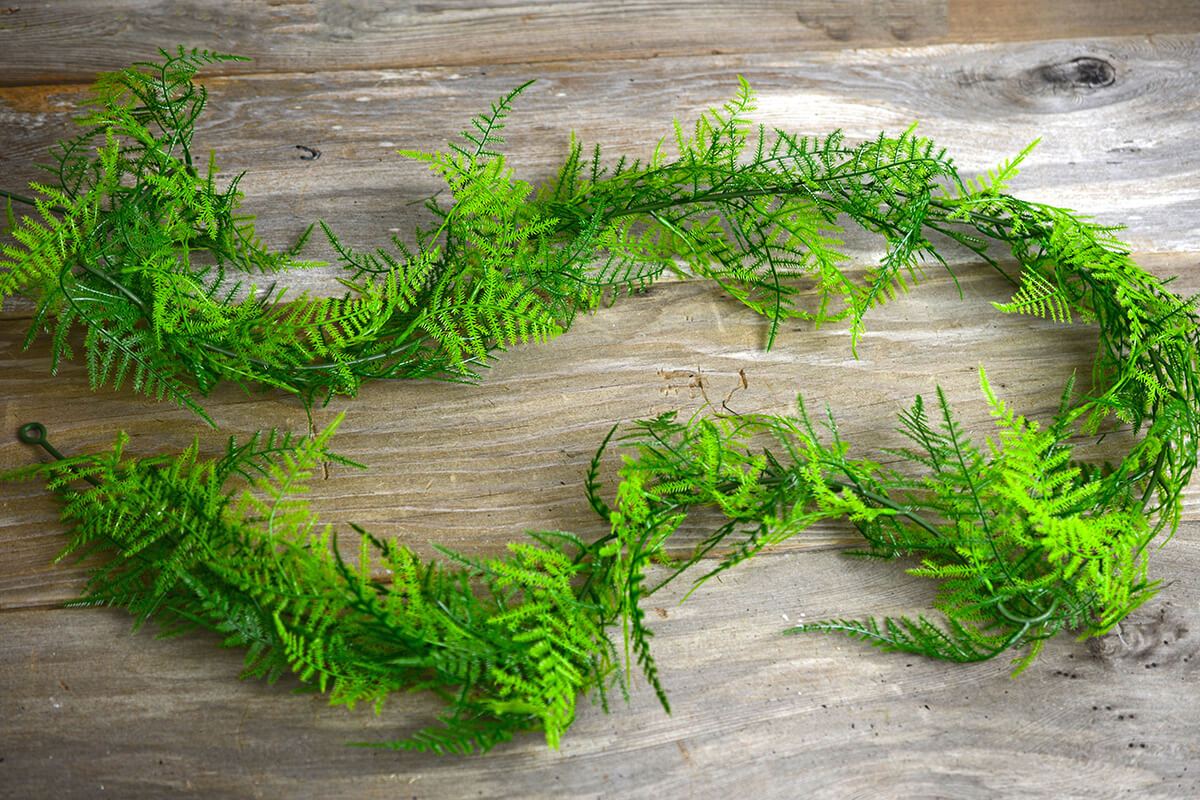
[1,1,1198,86]
[1,3,1199,798]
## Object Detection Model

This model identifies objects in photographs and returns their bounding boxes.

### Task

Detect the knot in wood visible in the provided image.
[1032,56,1116,91]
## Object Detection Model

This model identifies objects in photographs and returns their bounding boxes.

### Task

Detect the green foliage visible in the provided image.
[4,418,629,753]
[993,268,1072,323]
[5,51,1199,755]
[8,52,1192,423]
[607,362,1194,674]
[0,53,582,420]
[532,81,960,350]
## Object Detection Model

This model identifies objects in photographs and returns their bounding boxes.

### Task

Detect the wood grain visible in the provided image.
[948,0,1200,43]
[1,1,1196,87]
[3,3,1200,798]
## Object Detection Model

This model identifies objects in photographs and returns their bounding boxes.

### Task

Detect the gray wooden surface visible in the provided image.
[1,2,1198,798]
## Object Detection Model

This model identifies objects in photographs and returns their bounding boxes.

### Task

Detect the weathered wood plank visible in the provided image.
[0,0,943,86]
[2,35,1198,305]
[1,1,1195,87]
[2,14,1200,796]
[1,528,1197,799]
[948,0,1200,43]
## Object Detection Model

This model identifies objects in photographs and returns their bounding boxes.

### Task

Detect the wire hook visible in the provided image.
[17,422,99,486]
[18,422,64,457]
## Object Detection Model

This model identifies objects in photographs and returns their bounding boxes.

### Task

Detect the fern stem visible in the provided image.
[78,263,150,313]
[603,159,944,220]
[0,188,64,213]
[824,478,945,542]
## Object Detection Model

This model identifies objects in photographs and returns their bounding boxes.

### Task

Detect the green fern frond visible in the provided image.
[3,418,636,753]
[604,353,1195,673]
[994,267,1072,323]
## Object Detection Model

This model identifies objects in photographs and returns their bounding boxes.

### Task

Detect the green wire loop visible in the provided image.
[17,422,99,486]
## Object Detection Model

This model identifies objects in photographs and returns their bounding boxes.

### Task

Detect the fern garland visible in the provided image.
[3,49,1198,753]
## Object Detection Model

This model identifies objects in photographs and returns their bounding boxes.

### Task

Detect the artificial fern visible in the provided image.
[599,365,1192,673]
[5,50,1199,754]
[0,52,581,420]
[5,418,636,753]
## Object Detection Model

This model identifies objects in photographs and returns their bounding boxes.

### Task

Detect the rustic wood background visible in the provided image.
[2,2,1199,798]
